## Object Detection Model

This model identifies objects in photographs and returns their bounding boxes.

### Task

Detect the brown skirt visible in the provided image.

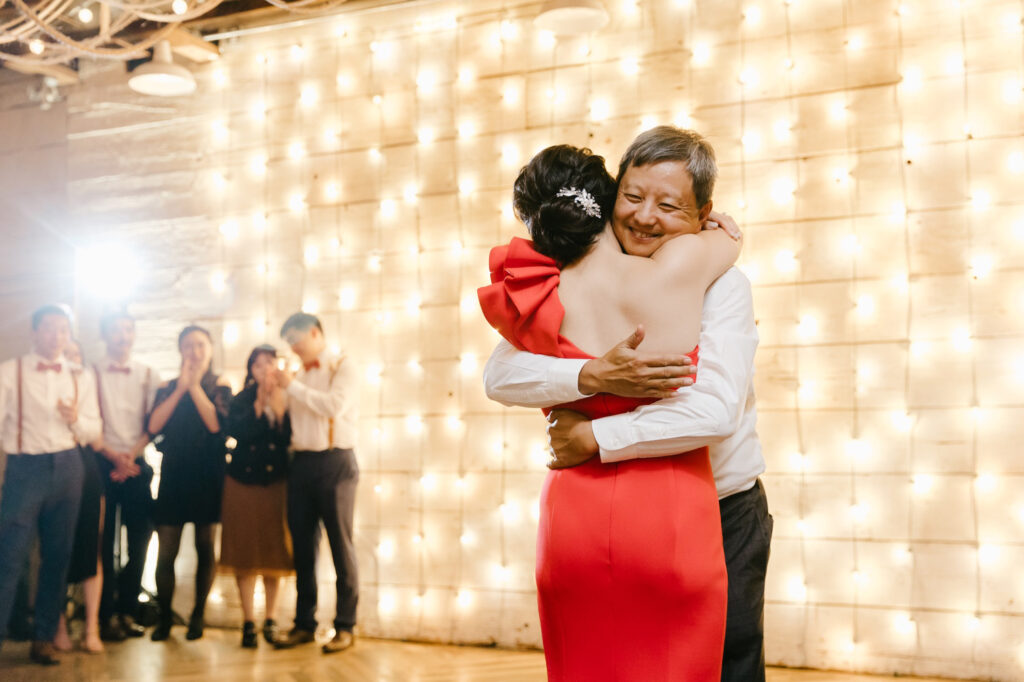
[219,476,293,576]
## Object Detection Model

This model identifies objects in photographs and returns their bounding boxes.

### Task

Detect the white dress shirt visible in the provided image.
[0,353,102,455]
[483,267,765,500]
[286,350,359,452]
[93,359,160,454]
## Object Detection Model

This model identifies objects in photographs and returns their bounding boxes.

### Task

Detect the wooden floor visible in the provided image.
[0,629,954,681]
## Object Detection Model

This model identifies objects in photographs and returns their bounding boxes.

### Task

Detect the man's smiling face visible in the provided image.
[611,160,712,257]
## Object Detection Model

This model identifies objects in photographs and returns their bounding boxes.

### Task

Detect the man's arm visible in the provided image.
[285,360,358,419]
[483,331,695,409]
[590,268,757,462]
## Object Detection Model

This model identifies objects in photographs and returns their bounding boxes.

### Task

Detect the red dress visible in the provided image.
[479,238,727,681]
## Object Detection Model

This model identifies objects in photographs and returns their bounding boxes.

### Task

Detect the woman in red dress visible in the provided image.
[479,144,740,680]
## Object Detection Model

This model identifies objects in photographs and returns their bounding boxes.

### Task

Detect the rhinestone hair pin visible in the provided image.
[556,186,602,219]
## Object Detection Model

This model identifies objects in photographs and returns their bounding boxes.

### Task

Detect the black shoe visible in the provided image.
[241,621,257,649]
[273,627,316,649]
[151,620,172,641]
[30,641,60,666]
[262,619,278,645]
[100,617,127,642]
[118,614,146,638]
[185,613,204,641]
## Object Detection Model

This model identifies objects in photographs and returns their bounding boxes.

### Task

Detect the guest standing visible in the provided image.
[54,339,104,654]
[0,305,101,665]
[94,312,158,641]
[271,313,359,655]
[222,344,293,648]
[146,325,230,642]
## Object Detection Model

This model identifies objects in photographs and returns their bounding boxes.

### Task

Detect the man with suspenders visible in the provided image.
[0,304,101,665]
[93,312,159,642]
[271,312,360,655]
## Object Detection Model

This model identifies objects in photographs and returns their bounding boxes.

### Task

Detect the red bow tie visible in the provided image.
[108,365,131,374]
[303,360,320,372]
[36,362,62,372]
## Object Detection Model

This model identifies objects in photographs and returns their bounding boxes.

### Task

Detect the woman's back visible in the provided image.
[558,227,717,357]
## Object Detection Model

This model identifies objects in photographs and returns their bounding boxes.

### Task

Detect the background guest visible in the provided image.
[93,312,159,642]
[271,312,359,655]
[0,305,101,665]
[53,339,104,654]
[222,344,293,648]
[146,325,230,642]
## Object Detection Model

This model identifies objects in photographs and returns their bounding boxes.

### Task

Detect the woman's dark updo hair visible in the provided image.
[513,145,616,267]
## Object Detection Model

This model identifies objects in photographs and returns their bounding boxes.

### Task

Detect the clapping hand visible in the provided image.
[57,398,77,426]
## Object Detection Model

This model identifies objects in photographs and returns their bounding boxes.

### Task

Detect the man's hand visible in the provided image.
[273,363,294,389]
[57,398,78,426]
[704,210,743,241]
[577,326,694,399]
[546,409,599,469]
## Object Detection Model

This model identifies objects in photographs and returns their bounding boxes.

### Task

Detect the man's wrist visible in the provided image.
[577,360,603,396]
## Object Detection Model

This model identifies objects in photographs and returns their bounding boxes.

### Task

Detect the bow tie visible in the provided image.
[303,360,320,372]
[108,365,131,374]
[36,362,62,373]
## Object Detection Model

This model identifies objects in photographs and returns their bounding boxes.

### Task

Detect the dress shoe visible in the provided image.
[150,620,172,641]
[185,614,204,641]
[273,627,316,649]
[30,641,60,666]
[262,618,278,645]
[100,617,127,642]
[321,630,354,654]
[241,621,257,649]
[118,614,146,638]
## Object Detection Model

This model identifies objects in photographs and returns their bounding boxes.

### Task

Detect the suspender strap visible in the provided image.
[142,366,151,432]
[327,358,344,448]
[93,364,106,423]
[16,357,22,453]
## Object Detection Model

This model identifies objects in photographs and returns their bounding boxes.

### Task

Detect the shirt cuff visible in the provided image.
[592,412,640,463]
[549,358,591,400]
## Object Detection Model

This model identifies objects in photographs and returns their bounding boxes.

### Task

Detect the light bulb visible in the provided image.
[171,0,187,14]
[590,99,610,121]
[300,86,318,107]
[774,250,797,272]
[742,6,762,24]
[912,474,932,495]
[324,182,339,201]
[219,220,238,239]
[288,142,305,160]
[289,194,305,212]
[77,6,93,22]
[691,42,710,65]
[417,127,435,144]
[28,39,45,55]
[621,57,640,76]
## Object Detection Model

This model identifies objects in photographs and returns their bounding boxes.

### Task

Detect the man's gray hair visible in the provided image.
[616,125,717,208]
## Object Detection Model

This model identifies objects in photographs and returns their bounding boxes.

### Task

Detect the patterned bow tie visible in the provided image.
[36,362,62,372]
[303,360,320,372]
[108,365,131,374]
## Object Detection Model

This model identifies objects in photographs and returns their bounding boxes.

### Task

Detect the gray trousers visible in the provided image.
[719,478,773,682]
[0,449,83,643]
[288,448,359,633]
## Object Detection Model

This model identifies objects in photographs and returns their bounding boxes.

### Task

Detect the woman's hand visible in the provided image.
[704,210,743,241]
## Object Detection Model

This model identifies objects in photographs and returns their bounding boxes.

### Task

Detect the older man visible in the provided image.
[483,126,771,682]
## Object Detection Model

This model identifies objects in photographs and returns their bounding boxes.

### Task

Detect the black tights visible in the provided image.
[155,523,216,624]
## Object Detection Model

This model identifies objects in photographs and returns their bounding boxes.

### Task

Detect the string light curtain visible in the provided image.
[56,0,1024,678]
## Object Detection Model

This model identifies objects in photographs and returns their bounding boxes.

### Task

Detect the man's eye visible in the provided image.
[625,194,642,202]
[659,204,681,212]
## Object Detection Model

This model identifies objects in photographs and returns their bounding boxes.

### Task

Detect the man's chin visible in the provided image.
[622,234,663,256]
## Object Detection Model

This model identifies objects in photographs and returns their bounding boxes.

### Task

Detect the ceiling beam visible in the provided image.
[3,61,79,86]
[166,26,220,63]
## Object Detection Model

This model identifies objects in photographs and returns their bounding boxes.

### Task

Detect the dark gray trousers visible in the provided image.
[288,448,359,633]
[719,478,773,682]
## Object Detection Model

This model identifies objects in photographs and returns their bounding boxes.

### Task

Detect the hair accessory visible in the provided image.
[556,186,602,219]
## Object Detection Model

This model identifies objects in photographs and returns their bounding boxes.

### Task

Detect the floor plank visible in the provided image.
[0,630,956,681]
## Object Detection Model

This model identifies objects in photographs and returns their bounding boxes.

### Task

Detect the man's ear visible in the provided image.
[698,200,713,226]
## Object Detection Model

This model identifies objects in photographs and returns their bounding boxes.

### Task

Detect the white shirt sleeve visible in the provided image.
[286,358,358,419]
[592,268,758,462]
[482,338,590,409]
[71,369,103,447]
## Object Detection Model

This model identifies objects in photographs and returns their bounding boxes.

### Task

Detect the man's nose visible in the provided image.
[634,201,657,225]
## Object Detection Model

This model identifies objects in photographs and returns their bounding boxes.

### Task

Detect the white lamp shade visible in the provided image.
[128,40,196,96]
[534,0,610,35]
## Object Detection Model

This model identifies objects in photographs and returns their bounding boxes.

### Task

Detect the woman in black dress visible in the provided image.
[147,325,231,641]
[221,344,293,648]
